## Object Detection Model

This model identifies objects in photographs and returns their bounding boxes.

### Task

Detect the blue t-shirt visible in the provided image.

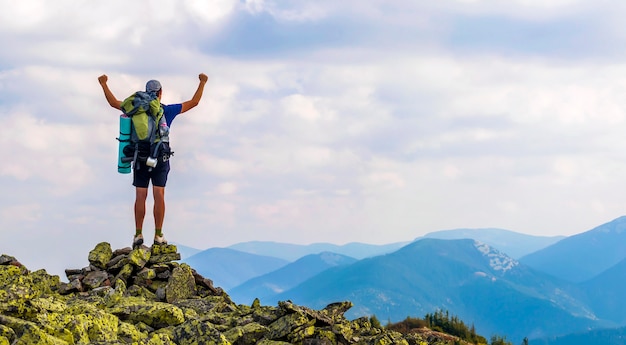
[163,104,183,127]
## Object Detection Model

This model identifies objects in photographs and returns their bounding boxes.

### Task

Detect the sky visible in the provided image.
[2,0,626,277]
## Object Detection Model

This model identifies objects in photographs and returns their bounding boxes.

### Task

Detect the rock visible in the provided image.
[106,253,126,269]
[224,322,268,344]
[0,255,17,266]
[114,263,134,285]
[165,264,197,303]
[115,301,186,328]
[69,278,82,292]
[88,242,113,269]
[0,324,15,344]
[266,311,313,340]
[128,247,152,268]
[64,268,82,277]
[149,252,181,264]
[81,270,110,290]
[0,314,69,345]
[151,244,178,255]
[117,321,146,343]
[173,319,229,345]
[137,267,157,280]
[113,247,133,256]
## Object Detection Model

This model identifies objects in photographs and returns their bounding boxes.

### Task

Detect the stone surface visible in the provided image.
[81,270,110,290]
[88,242,113,269]
[165,264,197,303]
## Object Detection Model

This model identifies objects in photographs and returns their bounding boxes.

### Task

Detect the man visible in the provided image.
[98,73,208,247]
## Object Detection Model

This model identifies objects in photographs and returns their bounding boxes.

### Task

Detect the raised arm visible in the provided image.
[98,74,122,110]
[180,73,208,113]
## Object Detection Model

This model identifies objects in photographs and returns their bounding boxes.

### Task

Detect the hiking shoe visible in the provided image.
[133,234,144,248]
[153,235,168,246]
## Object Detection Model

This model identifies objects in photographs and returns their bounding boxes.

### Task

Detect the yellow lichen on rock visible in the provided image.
[88,242,113,269]
[166,264,197,303]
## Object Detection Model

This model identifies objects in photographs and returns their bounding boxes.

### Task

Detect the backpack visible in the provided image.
[120,91,172,169]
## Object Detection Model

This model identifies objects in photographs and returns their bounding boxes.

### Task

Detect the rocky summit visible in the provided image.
[0,242,450,345]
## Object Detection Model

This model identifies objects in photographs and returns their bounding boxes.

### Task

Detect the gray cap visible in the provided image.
[146,80,162,93]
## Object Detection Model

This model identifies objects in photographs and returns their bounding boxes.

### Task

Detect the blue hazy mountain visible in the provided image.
[171,243,201,259]
[227,241,409,261]
[578,256,626,324]
[520,216,626,283]
[181,247,289,290]
[271,238,600,341]
[228,251,357,305]
[532,326,626,345]
[421,228,565,259]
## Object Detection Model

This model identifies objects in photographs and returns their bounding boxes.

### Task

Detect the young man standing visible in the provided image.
[98,73,208,247]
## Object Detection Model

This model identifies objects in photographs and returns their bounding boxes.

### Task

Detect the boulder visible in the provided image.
[165,264,197,303]
[88,242,113,269]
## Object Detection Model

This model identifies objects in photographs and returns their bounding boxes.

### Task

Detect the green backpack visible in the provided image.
[120,91,166,144]
[120,91,171,168]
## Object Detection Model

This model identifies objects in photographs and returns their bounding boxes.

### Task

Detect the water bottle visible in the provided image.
[159,123,170,142]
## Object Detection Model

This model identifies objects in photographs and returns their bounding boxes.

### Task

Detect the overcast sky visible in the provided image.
[2,0,626,276]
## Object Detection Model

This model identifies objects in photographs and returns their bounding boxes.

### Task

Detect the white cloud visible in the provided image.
[0,203,42,223]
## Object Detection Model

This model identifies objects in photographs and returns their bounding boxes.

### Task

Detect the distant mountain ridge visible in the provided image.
[520,216,626,283]
[227,241,409,261]
[578,256,626,324]
[421,228,565,259]
[181,247,289,290]
[228,251,357,305]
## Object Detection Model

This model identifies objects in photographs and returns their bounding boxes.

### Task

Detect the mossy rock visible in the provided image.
[312,328,336,344]
[0,315,68,345]
[137,267,157,280]
[172,319,230,345]
[88,242,113,269]
[266,311,313,340]
[223,322,268,344]
[288,324,316,343]
[151,244,178,255]
[127,284,157,300]
[117,320,148,343]
[30,297,67,314]
[28,269,60,295]
[129,247,152,268]
[144,332,177,344]
[114,263,134,285]
[109,300,185,328]
[0,325,15,344]
[166,264,196,303]
[35,305,119,344]
[257,339,292,345]
[82,270,110,290]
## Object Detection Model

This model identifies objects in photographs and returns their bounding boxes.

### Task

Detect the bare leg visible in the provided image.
[153,186,166,230]
[135,187,149,231]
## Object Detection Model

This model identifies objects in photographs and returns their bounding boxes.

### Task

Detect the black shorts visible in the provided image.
[133,159,170,188]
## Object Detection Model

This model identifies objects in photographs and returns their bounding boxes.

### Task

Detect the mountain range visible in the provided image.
[421,227,565,259]
[228,251,357,305]
[180,216,626,344]
[520,216,626,283]
[182,247,288,290]
[227,241,409,261]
